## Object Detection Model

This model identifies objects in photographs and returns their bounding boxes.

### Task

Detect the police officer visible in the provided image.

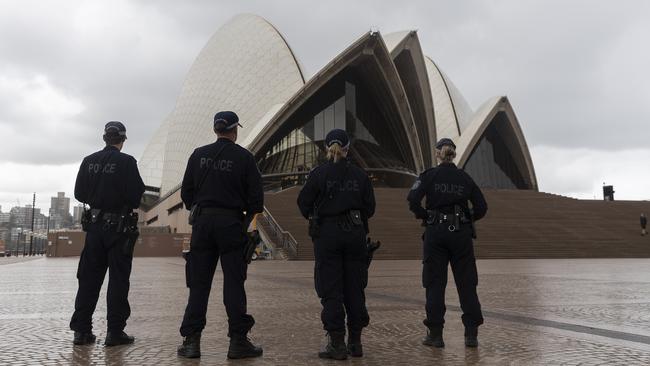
[297,129,376,360]
[177,111,263,359]
[407,138,487,348]
[70,121,145,346]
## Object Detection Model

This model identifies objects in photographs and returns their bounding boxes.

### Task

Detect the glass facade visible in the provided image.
[463,118,528,189]
[257,78,414,187]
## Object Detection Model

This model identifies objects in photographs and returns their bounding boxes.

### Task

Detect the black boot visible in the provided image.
[347,329,363,357]
[73,331,96,346]
[227,333,263,359]
[465,327,478,347]
[104,331,135,347]
[422,326,444,348]
[177,333,201,359]
[319,331,348,360]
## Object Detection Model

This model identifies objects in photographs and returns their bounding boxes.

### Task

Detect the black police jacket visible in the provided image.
[407,163,487,221]
[181,138,263,215]
[74,145,145,211]
[297,159,376,221]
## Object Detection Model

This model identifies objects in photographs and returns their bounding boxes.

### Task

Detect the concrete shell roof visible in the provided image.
[455,96,538,190]
[140,14,305,193]
[138,117,170,189]
[385,31,475,153]
[383,31,412,52]
[384,31,436,168]
[140,14,537,195]
[247,30,425,172]
[424,57,474,142]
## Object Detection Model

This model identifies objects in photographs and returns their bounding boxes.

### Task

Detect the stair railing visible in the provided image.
[259,207,298,259]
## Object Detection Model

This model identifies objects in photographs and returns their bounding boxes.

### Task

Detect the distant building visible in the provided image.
[9,205,47,231]
[0,209,9,244]
[73,204,84,226]
[51,192,70,216]
[0,228,8,243]
[10,205,39,228]
[50,192,72,230]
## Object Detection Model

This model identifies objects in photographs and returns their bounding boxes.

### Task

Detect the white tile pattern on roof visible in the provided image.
[140,14,304,193]
[139,117,170,189]
[425,57,461,142]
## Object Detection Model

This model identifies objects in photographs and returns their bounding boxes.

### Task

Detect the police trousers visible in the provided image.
[70,228,134,333]
[313,221,369,333]
[180,215,254,337]
[422,224,483,329]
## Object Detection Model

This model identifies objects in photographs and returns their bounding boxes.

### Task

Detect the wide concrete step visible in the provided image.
[264,187,650,260]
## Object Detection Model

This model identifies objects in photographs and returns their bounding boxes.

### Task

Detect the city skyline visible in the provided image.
[0,192,78,217]
[1,0,649,212]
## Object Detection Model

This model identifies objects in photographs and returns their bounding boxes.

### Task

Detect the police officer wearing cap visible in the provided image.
[297,129,376,360]
[407,138,487,348]
[177,111,264,359]
[70,121,145,346]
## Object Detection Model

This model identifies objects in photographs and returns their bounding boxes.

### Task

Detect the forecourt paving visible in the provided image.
[2,257,650,365]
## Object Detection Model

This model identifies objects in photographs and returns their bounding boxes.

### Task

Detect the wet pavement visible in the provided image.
[2,257,650,365]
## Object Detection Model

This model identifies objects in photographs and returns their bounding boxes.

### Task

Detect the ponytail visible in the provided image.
[327,142,346,163]
[436,145,456,164]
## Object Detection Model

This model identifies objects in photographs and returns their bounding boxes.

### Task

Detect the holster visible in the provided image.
[348,210,363,226]
[188,204,201,225]
[244,230,262,264]
[123,231,139,256]
[122,211,139,255]
[366,237,381,266]
[81,208,92,232]
[337,210,363,232]
[308,215,320,238]
[469,208,477,239]
[425,209,438,226]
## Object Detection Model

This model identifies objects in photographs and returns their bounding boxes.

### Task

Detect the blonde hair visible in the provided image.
[327,143,347,163]
[435,145,456,164]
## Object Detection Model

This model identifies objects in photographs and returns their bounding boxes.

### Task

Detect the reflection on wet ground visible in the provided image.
[2,257,650,365]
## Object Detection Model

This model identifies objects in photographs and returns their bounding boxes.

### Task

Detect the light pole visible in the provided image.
[16,228,22,257]
[29,192,35,256]
[22,230,28,257]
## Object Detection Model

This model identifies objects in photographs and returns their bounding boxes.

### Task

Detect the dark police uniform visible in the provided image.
[407,139,487,344]
[178,111,263,359]
[70,121,145,343]
[297,129,375,359]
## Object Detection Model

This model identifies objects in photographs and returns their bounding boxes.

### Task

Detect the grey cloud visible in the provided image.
[1,0,649,168]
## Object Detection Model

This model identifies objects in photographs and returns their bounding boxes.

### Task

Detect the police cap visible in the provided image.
[435,138,456,150]
[325,129,350,148]
[214,111,243,132]
[104,121,127,139]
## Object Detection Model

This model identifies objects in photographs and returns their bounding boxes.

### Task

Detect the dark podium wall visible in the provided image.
[47,232,190,257]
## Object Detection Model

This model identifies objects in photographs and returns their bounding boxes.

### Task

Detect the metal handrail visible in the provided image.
[259,206,298,259]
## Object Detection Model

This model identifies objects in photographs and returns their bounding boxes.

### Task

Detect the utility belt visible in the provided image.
[82,208,139,233]
[312,210,363,236]
[425,206,471,233]
[188,205,243,225]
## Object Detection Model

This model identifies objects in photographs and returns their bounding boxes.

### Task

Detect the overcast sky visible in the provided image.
[0,0,649,213]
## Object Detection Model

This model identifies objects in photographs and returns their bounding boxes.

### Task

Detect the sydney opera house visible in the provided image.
[138,14,537,235]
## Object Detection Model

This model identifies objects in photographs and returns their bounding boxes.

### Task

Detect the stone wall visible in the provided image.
[46,231,190,257]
